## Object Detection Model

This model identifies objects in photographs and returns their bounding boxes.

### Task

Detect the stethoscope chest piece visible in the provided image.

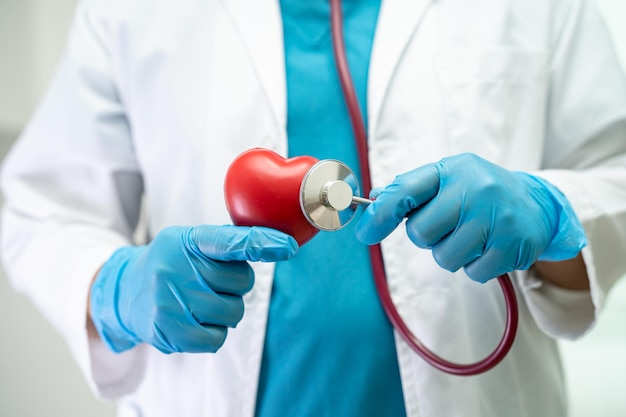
[300,159,360,231]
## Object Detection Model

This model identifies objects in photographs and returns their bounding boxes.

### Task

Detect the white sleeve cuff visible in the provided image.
[86,329,149,399]
[63,235,149,400]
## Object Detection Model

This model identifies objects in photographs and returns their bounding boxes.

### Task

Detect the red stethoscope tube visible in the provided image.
[330,0,519,376]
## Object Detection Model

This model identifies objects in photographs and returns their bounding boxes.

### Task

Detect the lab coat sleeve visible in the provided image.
[0,0,148,399]
[517,0,626,340]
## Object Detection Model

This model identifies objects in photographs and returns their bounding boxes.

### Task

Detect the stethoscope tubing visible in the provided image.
[329,0,519,376]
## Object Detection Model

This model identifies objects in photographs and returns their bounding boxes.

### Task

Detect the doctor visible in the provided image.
[2,0,626,416]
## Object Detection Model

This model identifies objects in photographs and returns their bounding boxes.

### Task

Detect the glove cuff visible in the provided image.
[90,246,143,353]
[531,176,588,261]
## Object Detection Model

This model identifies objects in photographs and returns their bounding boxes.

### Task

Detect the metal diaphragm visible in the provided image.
[299,159,360,231]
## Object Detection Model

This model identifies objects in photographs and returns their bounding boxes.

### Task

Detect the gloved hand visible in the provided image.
[355,153,587,283]
[90,225,298,353]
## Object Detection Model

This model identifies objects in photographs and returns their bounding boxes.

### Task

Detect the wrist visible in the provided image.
[528,175,587,261]
[532,252,590,291]
[90,246,143,353]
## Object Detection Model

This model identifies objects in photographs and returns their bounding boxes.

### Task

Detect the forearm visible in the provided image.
[532,252,589,291]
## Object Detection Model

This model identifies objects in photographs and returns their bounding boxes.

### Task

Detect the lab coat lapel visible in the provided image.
[218,0,287,137]
[368,0,433,137]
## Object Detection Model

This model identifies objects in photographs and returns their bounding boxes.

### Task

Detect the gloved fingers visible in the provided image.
[187,293,246,328]
[193,325,228,353]
[192,258,255,296]
[462,245,519,283]
[369,187,384,199]
[188,225,299,262]
[403,192,462,249]
[152,320,229,354]
[429,223,484,273]
[356,164,440,245]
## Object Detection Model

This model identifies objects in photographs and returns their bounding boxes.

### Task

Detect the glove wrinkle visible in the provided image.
[90,225,296,354]
[356,153,587,283]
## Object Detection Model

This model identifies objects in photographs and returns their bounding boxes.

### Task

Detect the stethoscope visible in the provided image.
[317,0,518,376]
[227,0,519,376]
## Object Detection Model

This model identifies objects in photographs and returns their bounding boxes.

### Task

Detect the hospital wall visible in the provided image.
[0,1,625,416]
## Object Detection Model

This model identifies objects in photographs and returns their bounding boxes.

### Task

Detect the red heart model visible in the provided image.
[224,148,320,246]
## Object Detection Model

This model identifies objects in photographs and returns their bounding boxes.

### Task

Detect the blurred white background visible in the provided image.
[0,0,625,416]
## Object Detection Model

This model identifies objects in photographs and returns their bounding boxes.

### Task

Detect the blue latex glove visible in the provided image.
[356,153,587,283]
[90,225,298,353]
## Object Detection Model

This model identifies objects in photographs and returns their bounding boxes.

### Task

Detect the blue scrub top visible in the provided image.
[255,1,407,416]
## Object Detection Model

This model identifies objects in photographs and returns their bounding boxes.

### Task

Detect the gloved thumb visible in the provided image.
[187,225,299,262]
[356,163,440,245]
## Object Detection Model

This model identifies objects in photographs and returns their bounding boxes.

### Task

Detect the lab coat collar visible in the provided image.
[219,0,434,147]
[368,0,434,138]
[217,0,288,141]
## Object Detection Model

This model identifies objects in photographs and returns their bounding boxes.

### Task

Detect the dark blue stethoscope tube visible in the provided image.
[329,0,519,376]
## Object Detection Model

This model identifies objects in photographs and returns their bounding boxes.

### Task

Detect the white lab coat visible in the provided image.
[2,0,626,416]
